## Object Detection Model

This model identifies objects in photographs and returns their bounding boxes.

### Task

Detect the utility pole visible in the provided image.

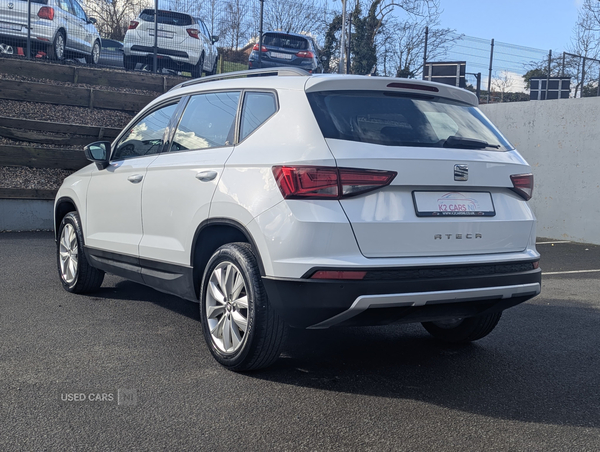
[339,0,347,73]
[487,39,494,103]
[258,0,264,68]
[346,12,352,74]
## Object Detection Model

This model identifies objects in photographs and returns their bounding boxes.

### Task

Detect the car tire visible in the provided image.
[421,312,502,343]
[200,243,287,371]
[191,53,204,78]
[206,56,218,76]
[85,40,100,64]
[48,30,65,61]
[123,55,136,71]
[57,212,104,294]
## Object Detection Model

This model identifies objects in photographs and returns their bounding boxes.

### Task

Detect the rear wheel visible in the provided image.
[421,312,502,343]
[191,53,204,78]
[123,55,136,70]
[48,31,65,61]
[200,243,286,371]
[85,40,100,64]
[57,212,104,293]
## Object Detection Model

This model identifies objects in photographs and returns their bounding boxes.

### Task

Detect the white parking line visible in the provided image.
[543,269,600,275]
[536,241,572,245]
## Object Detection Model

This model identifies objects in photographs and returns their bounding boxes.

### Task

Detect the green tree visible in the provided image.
[350,0,382,75]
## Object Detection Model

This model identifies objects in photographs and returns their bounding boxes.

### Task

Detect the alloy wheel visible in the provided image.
[205,262,249,354]
[59,223,78,284]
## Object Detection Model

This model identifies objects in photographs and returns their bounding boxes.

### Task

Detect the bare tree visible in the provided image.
[491,71,514,102]
[220,0,252,49]
[82,0,151,41]
[569,0,600,96]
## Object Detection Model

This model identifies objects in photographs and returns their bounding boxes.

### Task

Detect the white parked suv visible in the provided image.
[0,0,101,62]
[55,68,541,371]
[123,9,218,77]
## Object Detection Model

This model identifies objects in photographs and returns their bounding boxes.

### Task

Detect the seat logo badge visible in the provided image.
[454,164,468,181]
[8,2,14,8]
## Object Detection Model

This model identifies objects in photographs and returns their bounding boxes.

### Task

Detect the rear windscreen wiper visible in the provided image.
[443,136,500,149]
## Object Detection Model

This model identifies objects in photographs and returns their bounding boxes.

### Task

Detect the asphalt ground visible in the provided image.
[0,232,599,451]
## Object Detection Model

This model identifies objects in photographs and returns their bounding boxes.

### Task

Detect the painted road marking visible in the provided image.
[543,269,600,275]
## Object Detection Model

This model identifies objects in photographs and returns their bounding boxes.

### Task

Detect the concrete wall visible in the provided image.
[481,98,600,245]
[0,199,53,231]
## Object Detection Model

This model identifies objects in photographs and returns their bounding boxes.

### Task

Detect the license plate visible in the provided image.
[149,30,174,39]
[270,51,292,60]
[0,22,21,31]
[413,191,495,217]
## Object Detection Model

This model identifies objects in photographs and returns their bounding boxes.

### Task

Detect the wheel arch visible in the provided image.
[190,218,265,299]
[54,196,78,241]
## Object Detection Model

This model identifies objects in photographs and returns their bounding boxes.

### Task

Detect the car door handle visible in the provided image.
[196,171,218,182]
[127,174,143,184]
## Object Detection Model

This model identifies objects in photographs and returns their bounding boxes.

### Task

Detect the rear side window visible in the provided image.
[307,91,512,151]
[171,92,240,151]
[112,103,177,160]
[240,92,277,141]
[263,33,308,50]
[140,10,193,26]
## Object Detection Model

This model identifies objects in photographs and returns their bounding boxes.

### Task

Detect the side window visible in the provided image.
[170,92,240,152]
[70,0,87,21]
[113,103,177,160]
[240,92,277,141]
[59,0,70,13]
[199,19,210,38]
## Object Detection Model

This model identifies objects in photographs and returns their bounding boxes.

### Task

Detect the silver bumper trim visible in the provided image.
[307,283,541,329]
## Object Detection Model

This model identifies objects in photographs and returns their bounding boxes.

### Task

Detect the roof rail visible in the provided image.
[171,67,311,91]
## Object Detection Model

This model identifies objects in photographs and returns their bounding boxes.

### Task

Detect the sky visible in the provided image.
[438,0,581,52]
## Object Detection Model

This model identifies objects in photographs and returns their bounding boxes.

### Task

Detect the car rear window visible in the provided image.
[307,90,512,151]
[139,9,193,26]
[263,33,308,50]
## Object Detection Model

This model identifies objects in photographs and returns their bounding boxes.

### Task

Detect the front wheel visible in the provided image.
[200,243,286,371]
[422,312,502,343]
[57,212,104,293]
[85,40,100,64]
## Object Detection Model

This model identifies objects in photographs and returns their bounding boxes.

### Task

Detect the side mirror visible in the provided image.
[84,141,111,170]
[211,35,219,44]
[321,55,327,62]
[87,17,97,25]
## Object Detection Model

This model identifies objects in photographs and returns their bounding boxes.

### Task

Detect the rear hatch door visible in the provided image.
[306,83,535,258]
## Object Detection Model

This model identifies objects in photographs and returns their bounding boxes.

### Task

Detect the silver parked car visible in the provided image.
[0,0,101,63]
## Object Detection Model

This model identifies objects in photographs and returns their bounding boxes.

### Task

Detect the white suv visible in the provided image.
[123,9,218,77]
[55,68,541,371]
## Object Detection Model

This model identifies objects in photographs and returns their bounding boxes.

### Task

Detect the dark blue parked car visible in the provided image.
[248,31,324,73]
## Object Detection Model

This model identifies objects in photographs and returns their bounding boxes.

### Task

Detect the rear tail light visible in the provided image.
[272,166,397,200]
[128,21,139,30]
[311,270,367,280]
[252,43,268,52]
[296,51,314,58]
[38,6,54,20]
[510,173,534,200]
[186,28,199,39]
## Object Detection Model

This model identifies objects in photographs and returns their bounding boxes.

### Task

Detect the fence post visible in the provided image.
[487,39,494,103]
[545,50,552,100]
[422,26,429,80]
[26,0,31,59]
[153,0,158,73]
[581,56,586,97]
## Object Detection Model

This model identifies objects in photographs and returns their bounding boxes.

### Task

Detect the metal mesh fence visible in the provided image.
[1,0,598,98]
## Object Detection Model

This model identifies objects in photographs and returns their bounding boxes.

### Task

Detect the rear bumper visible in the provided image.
[262,263,541,328]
